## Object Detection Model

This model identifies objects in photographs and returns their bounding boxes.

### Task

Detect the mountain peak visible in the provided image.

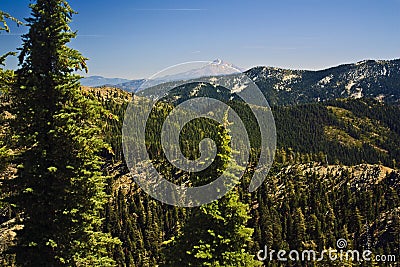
[211,59,243,72]
[212,59,223,65]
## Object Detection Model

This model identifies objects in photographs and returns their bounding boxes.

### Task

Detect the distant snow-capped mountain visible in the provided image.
[152,59,244,83]
[82,59,400,105]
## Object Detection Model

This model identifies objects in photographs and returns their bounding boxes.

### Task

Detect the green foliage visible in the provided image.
[163,124,261,266]
[0,10,23,33]
[272,99,400,168]
[89,85,400,266]
[0,10,18,171]
[1,2,399,267]
[0,10,20,266]
[2,1,119,265]
[0,59,14,174]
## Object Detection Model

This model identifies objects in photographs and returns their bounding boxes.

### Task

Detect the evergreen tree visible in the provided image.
[0,10,22,33]
[293,207,306,249]
[163,122,261,266]
[0,41,14,175]
[4,1,119,265]
[0,9,21,173]
[0,9,22,266]
[164,189,261,267]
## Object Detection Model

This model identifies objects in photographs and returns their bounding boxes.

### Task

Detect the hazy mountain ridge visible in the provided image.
[81,59,400,106]
[113,79,146,92]
[80,75,132,87]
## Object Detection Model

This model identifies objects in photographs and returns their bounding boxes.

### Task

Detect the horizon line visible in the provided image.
[82,57,400,80]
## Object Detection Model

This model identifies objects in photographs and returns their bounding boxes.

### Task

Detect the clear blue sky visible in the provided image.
[1,0,400,79]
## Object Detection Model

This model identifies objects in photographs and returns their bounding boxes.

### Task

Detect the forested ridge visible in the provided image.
[51,86,400,266]
[1,1,399,266]
[120,91,400,266]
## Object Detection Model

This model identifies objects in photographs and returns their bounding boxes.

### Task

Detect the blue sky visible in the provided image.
[1,0,400,79]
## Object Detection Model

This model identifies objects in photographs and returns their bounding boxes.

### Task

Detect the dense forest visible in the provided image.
[80,87,400,266]
[1,1,399,266]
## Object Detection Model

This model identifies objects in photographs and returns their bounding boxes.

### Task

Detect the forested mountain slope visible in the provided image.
[246,59,400,105]
[1,83,399,265]
[74,87,400,266]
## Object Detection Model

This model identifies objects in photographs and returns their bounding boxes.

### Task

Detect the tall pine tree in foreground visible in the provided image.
[0,10,21,172]
[5,0,119,265]
[0,11,25,267]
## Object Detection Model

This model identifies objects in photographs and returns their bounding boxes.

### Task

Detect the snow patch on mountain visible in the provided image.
[318,74,333,85]
[346,81,356,93]
[232,83,248,93]
[351,88,363,99]
[282,73,300,82]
